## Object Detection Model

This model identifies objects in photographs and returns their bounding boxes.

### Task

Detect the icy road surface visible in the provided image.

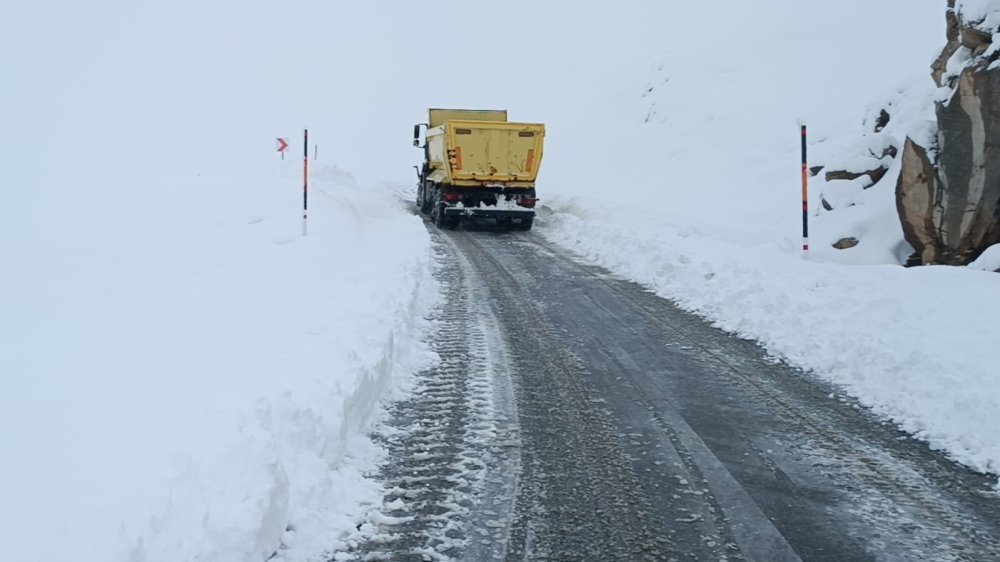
[344,226,1000,561]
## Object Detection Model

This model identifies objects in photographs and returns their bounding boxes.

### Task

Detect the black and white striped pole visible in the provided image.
[799,121,809,254]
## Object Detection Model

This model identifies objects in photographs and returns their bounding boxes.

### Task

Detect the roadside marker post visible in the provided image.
[277,137,289,160]
[799,122,809,254]
[303,129,309,237]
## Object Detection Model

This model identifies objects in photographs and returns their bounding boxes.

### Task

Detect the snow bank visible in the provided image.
[531,1,1000,481]
[969,244,1000,271]
[0,163,437,561]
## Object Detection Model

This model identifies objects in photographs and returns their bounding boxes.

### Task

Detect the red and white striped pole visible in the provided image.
[303,129,309,237]
[799,122,809,253]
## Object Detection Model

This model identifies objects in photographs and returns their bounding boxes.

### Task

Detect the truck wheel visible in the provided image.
[517,218,534,231]
[432,203,447,228]
[416,184,424,211]
[420,183,433,214]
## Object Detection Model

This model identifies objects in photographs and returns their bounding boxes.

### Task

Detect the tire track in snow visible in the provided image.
[457,231,747,561]
[341,232,520,561]
[520,233,1000,561]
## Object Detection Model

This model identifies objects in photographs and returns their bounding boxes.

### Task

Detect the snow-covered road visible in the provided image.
[6,3,989,560]
[344,223,1000,561]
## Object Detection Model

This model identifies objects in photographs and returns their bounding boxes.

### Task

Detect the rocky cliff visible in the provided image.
[896,0,1000,265]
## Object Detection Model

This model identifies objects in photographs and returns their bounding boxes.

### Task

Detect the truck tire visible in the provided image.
[517,217,534,231]
[431,188,447,228]
[434,204,450,228]
[420,182,433,214]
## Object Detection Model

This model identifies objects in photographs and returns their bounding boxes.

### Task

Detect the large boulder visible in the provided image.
[896,2,1000,265]
[896,138,939,263]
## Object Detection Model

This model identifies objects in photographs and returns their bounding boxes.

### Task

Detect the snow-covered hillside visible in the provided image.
[2,1,998,561]
[537,2,1000,479]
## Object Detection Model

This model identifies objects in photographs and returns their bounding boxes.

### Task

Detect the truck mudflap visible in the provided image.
[442,206,535,220]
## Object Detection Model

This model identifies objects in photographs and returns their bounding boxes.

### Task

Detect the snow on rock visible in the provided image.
[0,163,438,562]
[957,0,1000,35]
[809,78,937,265]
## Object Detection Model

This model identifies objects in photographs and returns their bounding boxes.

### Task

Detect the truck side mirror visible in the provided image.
[413,123,428,148]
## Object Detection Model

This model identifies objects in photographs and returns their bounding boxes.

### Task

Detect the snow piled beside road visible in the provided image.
[530,0,1000,484]
[0,164,437,562]
[539,196,1000,477]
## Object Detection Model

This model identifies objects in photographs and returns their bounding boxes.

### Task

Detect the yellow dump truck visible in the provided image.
[413,108,545,230]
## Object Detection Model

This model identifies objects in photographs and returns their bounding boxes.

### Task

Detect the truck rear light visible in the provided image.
[443,193,462,203]
[518,197,537,208]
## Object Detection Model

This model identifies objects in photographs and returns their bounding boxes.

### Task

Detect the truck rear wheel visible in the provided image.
[433,206,459,229]
[417,183,433,214]
[517,218,534,231]
[432,202,447,228]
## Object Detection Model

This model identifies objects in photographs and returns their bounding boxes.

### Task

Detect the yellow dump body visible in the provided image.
[426,120,545,188]
[428,108,507,129]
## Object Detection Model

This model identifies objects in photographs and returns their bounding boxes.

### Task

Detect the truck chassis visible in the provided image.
[417,179,535,231]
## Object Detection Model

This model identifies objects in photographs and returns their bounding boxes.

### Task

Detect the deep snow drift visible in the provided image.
[0,162,438,561]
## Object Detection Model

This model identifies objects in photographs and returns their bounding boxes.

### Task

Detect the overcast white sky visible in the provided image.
[2,1,941,190]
